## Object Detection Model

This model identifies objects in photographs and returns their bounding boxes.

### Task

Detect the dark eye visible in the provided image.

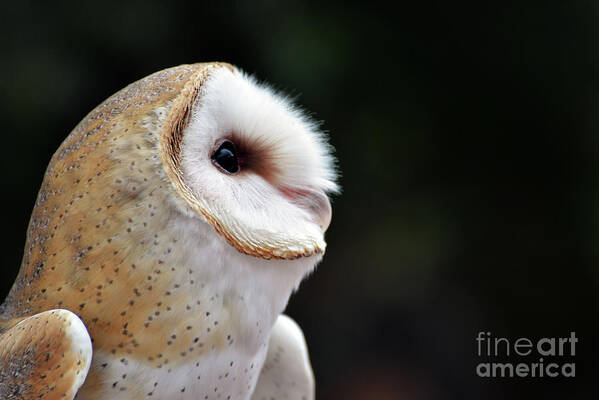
[211,140,240,174]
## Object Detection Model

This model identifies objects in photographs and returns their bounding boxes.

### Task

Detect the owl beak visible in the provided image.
[281,187,332,232]
[310,190,332,232]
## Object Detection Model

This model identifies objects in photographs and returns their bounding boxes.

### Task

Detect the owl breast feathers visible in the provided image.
[0,63,337,400]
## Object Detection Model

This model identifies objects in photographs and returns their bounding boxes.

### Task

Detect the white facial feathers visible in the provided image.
[179,66,337,259]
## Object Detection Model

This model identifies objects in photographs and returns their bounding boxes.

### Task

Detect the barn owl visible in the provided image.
[0,62,337,400]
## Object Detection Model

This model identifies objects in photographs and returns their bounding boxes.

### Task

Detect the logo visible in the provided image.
[475,332,577,378]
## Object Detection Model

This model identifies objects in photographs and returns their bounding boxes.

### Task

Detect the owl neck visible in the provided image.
[169,215,317,353]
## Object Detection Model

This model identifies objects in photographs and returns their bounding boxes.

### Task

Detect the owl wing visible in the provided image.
[0,309,92,400]
[252,314,315,400]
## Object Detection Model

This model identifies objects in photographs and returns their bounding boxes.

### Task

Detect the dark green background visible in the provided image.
[0,1,597,399]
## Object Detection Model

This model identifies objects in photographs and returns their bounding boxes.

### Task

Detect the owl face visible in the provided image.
[161,65,337,261]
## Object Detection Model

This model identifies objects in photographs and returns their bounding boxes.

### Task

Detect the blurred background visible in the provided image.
[0,1,597,399]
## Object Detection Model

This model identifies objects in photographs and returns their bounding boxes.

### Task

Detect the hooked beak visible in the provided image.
[280,187,332,232]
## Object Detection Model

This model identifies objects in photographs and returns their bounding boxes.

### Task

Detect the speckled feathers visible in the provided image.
[0,62,334,400]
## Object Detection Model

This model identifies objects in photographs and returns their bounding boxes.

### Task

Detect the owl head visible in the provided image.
[4,62,337,322]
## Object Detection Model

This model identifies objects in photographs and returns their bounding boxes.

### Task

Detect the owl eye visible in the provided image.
[211,140,240,174]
